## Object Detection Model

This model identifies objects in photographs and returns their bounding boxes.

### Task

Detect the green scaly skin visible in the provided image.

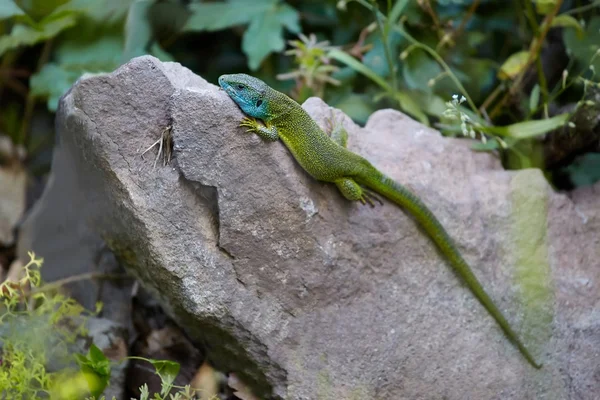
[218,73,541,369]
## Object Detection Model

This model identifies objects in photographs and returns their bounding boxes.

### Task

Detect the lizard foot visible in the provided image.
[239,117,260,133]
[359,189,384,208]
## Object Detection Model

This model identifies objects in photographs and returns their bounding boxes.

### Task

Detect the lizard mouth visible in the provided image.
[218,76,236,99]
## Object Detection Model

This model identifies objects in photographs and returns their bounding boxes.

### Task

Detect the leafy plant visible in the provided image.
[2,0,600,189]
[0,252,93,398]
[0,252,210,400]
[277,33,340,101]
[183,0,300,70]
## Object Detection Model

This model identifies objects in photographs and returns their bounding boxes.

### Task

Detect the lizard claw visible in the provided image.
[360,190,383,208]
[239,117,259,133]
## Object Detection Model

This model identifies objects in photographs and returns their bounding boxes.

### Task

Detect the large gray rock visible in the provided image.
[24,55,600,399]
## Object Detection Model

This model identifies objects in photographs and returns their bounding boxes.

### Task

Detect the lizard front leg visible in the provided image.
[239,117,279,141]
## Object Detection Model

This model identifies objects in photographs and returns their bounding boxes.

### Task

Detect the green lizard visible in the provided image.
[218,73,541,369]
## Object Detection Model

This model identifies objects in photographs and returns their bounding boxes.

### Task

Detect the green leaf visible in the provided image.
[529,84,540,113]
[30,64,77,110]
[564,153,600,187]
[388,0,410,24]
[498,50,529,80]
[332,93,376,124]
[15,0,70,21]
[551,14,583,38]
[328,49,390,92]
[150,359,180,389]
[534,0,557,14]
[0,0,25,20]
[362,30,403,78]
[0,10,77,57]
[402,49,441,92]
[58,0,134,22]
[30,24,123,111]
[123,0,153,62]
[76,343,111,397]
[411,91,449,118]
[184,0,298,71]
[471,139,500,152]
[482,113,570,139]
[242,3,299,70]
[395,91,428,125]
[563,16,600,77]
[184,0,274,32]
[149,42,175,62]
[127,356,181,394]
[0,9,78,56]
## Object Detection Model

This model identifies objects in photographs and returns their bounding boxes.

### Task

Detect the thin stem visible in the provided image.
[31,272,130,294]
[523,0,549,108]
[489,0,563,119]
[562,0,600,15]
[19,39,54,146]
[394,22,480,116]
[535,56,549,112]
[479,82,506,120]
[442,0,481,49]
[523,0,540,33]
[370,0,397,92]
[420,0,442,33]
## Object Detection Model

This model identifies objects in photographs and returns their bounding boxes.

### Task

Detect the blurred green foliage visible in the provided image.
[0,252,205,400]
[1,0,599,188]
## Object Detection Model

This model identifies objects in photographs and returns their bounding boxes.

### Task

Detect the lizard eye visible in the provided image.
[237,84,244,90]
[256,100,263,107]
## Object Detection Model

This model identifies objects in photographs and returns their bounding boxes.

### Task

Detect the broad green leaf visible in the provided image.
[127,356,181,394]
[0,10,76,56]
[31,64,79,110]
[529,84,540,113]
[328,49,390,92]
[52,17,123,66]
[123,0,153,62]
[498,51,529,80]
[31,27,123,110]
[150,359,180,388]
[483,113,570,139]
[58,0,134,22]
[362,30,403,78]
[184,0,274,32]
[471,139,500,152]
[15,0,70,21]
[388,0,410,24]
[0,0,25,20]
[395,91,428,125]
[551,14,583,38]
[402,49,442,93]
[456,57,496,104]
[242,3,299,70]
[411,91,449,118]
[75,343,111,397]
[563,16,600,77]
[275,2,300,33]
[184,0,298,71]
[149,42,175,62]
[565,153,600,187]
[333,93,376,124]
[534,0,557,14]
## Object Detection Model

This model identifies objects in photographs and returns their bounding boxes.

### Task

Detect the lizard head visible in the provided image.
[218,74,271,119]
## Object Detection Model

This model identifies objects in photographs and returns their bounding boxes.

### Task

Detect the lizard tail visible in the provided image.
[356,169,542,369]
